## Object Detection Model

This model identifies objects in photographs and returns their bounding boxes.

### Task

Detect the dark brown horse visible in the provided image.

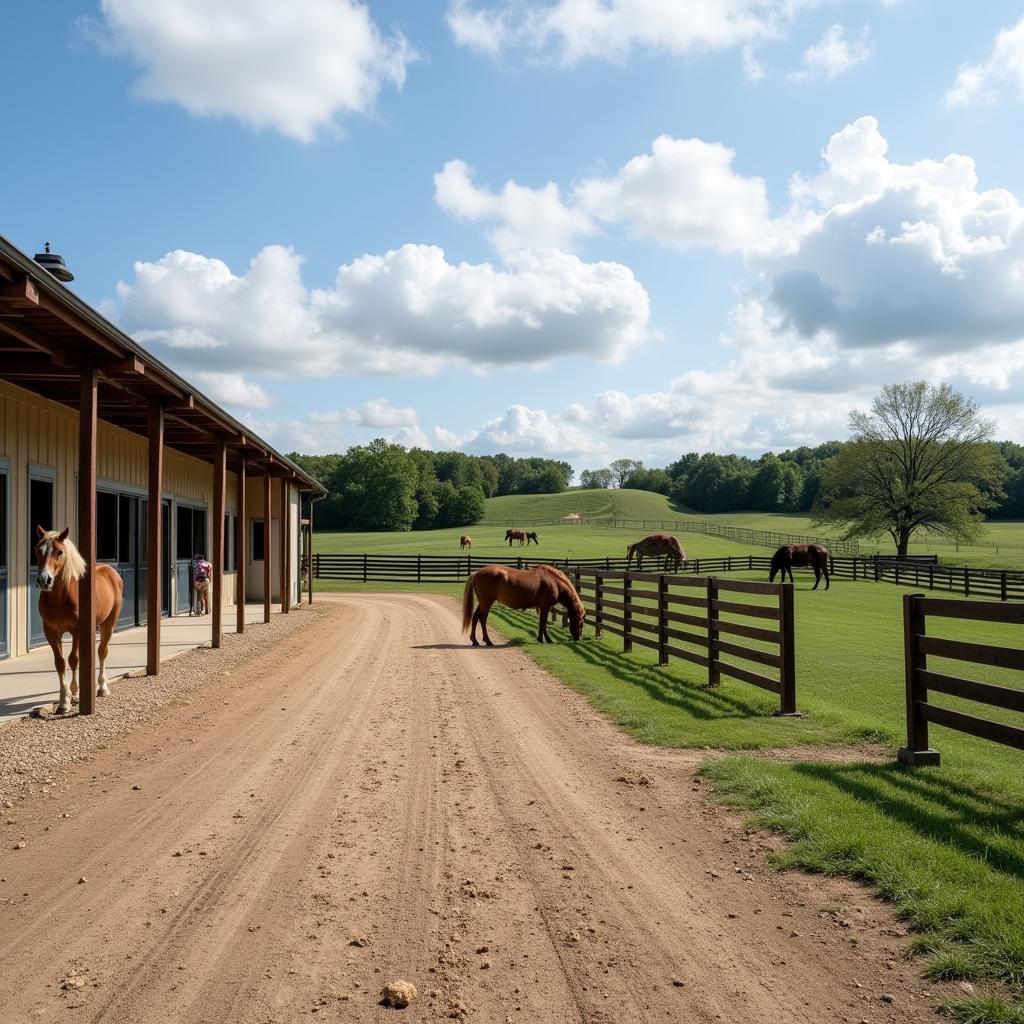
[462,563,585,645]
[769,544,831,590]
[627,533,686,572]
[505,529,539,546]
[35,527,124,713]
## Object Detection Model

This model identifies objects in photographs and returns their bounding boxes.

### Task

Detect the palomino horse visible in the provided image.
[460,535,472,550]
[462,564,585,645]
[34,526,124,713]
[627,533,686,572]
[769,544,831,590]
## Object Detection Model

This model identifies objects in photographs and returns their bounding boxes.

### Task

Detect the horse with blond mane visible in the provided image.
[627,533,686,572]
[34,526,124,714]
[462,563,585,645]
[460,535,472,550]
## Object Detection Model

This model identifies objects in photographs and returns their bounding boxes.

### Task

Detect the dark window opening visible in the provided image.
[0,473,7,569]
[118,495,135,563]
[97,491,118,561]
[252,520,265,562]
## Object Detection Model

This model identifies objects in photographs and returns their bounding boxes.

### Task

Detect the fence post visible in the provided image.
[1001,572,1008,602]
[595,571,604,638]
[623,572,633,654]
[363,553,367,584]
[417,553,421,583]
[518,556,523,570]
[657,574,668,666]
[965,570,970,598]
[897,593,940,766]
[314,553,319,579]
[706,577,719,688]
[774,583,798,716]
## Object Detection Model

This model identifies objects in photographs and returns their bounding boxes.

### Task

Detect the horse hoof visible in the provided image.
[56,704,70,715]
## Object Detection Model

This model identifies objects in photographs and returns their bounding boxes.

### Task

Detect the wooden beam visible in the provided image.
[146,402,164,675]
[36,294,124,356]
[280,479,289,614]
[78,368,98,716]
[0,318,57,355]
[236,455,247,635]
[212,438,227,648]
[263,471,272,624]
[307,504,314,605]
[0,276,40,307]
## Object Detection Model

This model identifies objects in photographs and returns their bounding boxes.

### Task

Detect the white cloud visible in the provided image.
[768,116,1024,353]
[82,0,415,141]
[192,372,275,410]
[575,135,774,254]
[113,243,651,376]
[789,24,871,82]
[434,159,595,255]
[468,404,609,458]
[446,0,800,65]
[946,16,1024,109]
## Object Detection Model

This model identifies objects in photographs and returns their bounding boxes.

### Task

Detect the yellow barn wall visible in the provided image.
[0,380,241,660]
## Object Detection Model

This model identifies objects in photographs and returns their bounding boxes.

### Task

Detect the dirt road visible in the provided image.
[0,594,942,1023]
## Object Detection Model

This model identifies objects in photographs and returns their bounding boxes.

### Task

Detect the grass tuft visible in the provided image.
[940,995,1024,1024]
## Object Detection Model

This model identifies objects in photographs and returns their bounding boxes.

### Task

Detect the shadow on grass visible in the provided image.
[790,761,1024,882]
[492,606,774,723]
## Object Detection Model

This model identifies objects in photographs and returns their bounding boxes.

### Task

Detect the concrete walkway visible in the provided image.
[0,604,276,723]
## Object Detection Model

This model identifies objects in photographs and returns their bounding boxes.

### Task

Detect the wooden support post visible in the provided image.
[774,582,799,716]
[78,367,98,716]
[279,479,289,613]
[211,438,226,648]
[657,574,668,666]
[307,513,313,605]
[263,471,272,624]
[146,401,164,675]
[706,577,720,688]
[236,455,247,633]
[623,572,633,654]
[898,593,940,765]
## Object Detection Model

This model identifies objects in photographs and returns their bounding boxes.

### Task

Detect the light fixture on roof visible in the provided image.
[34,241,74,283]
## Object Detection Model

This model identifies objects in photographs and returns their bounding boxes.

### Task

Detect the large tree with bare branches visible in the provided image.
[812,382,1001,557]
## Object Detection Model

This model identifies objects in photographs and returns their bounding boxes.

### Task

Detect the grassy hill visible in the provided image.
[481,487,685,523]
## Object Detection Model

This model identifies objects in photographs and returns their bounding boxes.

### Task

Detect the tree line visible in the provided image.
[289,441,573,531]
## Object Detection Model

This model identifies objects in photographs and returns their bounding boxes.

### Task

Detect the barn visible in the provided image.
[0,233,325,710]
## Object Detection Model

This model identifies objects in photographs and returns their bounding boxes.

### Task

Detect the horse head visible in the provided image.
[565,600,586,641]
[34,525,70,592]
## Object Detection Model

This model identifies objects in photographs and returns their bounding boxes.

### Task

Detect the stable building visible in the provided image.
[0,233,324,710]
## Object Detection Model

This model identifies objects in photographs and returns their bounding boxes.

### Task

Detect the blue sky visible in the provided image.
[3,1,1024,473]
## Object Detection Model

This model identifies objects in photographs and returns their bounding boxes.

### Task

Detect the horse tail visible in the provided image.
[461,574,476,633]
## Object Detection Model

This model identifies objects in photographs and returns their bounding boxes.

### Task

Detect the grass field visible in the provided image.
[312,525,1024,1020]
[316,488,1024,569]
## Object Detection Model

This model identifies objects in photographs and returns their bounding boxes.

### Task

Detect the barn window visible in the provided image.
[252,520,265,562]
[97,492,117,561]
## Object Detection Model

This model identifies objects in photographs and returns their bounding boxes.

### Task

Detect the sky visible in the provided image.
[3,0,1024,474]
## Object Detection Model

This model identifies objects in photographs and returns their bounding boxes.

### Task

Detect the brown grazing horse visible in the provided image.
[34,526,124,713]
[505,528,538,546]
[462,563,585,645]
[627,533,686,572]
[460,535,472,550]
[769,544,831,590]
[525,531,539,546]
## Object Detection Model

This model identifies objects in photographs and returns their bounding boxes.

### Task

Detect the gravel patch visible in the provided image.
[0,605,325,806]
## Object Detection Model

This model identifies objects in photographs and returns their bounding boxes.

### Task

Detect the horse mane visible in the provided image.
[536,565,585,622]
[40,529,87,584]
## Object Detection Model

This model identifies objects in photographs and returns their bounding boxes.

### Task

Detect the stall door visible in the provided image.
[162,499,171,616]
[27,472,54,649]
[117,494,139,629]
[174,505,208,614]
[0,465,8,659]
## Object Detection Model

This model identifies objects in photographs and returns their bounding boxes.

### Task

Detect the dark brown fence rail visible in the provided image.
[480,514,862,556]
[570,568,797,715]
[899,593,1024,765]
[311,553,1024,601]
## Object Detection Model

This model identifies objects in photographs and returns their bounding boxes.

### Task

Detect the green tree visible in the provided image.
[579,468,613,489]
[609,458,643,488]
[334,439,419,531]
[812,381,1001,556]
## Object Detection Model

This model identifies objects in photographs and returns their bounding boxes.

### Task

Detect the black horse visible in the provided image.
[769,544,831,590]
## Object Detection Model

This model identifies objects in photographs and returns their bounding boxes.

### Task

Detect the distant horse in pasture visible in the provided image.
[525,531,539,546]
[34,526,124,714]
[627,533,686,572]
[460,535,472,550]
[462,563,585,646]
[769,544,832,590]
[506,529,538,546]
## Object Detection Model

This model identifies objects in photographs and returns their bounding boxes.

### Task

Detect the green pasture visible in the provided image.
[712,511,1024,569]
[316,559,1024,1019]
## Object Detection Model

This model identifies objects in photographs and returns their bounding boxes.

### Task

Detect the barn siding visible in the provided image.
[0,380,264,660]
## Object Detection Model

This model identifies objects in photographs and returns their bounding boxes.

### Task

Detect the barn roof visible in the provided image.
[0,233,324,493]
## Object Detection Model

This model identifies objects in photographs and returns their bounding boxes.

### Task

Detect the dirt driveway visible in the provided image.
[0,593,943,1022]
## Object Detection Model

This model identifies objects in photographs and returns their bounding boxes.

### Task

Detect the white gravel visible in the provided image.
[0,605,324,806]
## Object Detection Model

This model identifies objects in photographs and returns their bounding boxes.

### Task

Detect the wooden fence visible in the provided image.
[899,593,1024,765]
[481,514,862,556]
[311,552,1024,601]
[569,568,797,715]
